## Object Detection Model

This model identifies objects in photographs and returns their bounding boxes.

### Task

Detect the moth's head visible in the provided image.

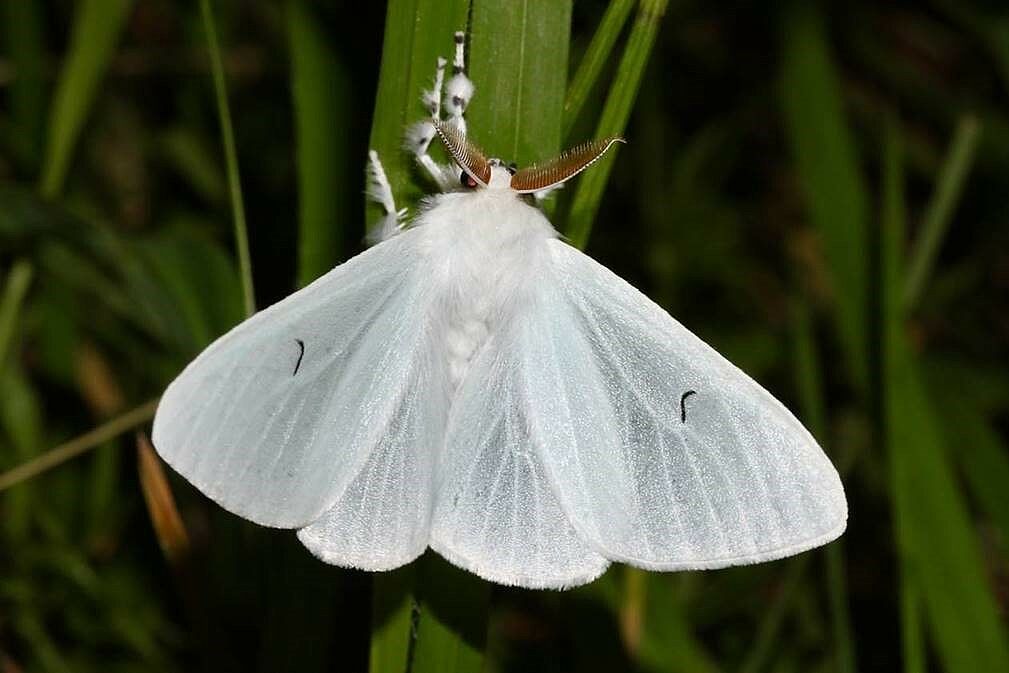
[433,121,624,194]
[475,157,512,189]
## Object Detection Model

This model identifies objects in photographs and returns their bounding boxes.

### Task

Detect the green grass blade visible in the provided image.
[15,613,72,673]
[408,3,574,670]
[902,116,981,311]
[562,0,636,140]
[0,262,36,540]
[467,0,573,165]
[0,399,159,493]
[39,0,133,197]
[0,367,43,541]
[793,301,857,673]
[825,544,857,673]
[288,0,352,286]
[637,574,719,673]
[938,397,1009,548]
[740,557,811,673]
[900,582,927,673]
[200,0,255,317]
[780,5,870,392]
[366,1,470,668]
[365,0,471,232]
[565,0,669,250]
[0,260,33,370]
[882,120,1009,673]
[881,120,927,673]
[139,224,243,351]
[792,301,827,439]
[888,355,1009,672]
[370,567,417,673]
[883,122,928,673]
[411,555,491,673]
[157,127,226,206]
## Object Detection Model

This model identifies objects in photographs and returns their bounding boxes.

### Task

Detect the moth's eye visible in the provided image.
[506,162,517,175]
[460,171,478,189]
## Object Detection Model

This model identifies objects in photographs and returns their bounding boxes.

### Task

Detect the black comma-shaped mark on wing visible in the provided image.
[680,390,697,423]
[293,339,305,376]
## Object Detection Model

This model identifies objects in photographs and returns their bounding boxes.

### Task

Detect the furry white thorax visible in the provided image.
[413,179,557,389]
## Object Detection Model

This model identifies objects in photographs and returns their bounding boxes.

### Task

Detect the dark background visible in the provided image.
[1,1,1007,672]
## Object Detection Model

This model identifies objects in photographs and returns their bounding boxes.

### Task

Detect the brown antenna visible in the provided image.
[433,121,492,186]
[510,137,625,193]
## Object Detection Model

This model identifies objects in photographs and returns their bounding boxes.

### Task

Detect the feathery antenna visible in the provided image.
[510,137,625,193]
[433,120,491,186]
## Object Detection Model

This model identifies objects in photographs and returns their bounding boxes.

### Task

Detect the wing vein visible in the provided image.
[194,350,278,477]
[570,298,703,554]
[714,393,785,549]
[225,389,308,498]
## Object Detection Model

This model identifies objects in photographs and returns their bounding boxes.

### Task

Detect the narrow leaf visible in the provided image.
[793,301,857,673]
[157,128,227,206]
[562,0,636,139]
[410,3,575,669]
[883,120,1009,673]
[792,301,827,440]
[902,116,981,311]
[0,262,39,541]
[411,554,491,673]
[826,544,858,673]
[40,0,133,197]
[780,5,870,391]
[565,0,669,249]
[467,0,573,165]
[740,557,811,673]
[289,0,352,286]
[637,574,720,673]
[888,352,1009,671]
[641,622,720,672]
[370,567,417,673]
[366,1,471,669]
[937,397,1009,548]
[901,582,927,673]
[0,367,43,541]
[881,120,928,673]
[365,0,471,232]
[0,260,33,370]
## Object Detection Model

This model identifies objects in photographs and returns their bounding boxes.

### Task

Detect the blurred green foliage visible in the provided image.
[2,1,1009,672]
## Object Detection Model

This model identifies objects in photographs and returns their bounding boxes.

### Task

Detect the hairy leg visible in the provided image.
[406,31,475,190]
[365,150,407,245]
[366,31,476,244]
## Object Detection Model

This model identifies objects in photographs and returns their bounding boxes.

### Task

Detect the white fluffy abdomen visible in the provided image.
[445,310,490,387]
[414,189,557,390]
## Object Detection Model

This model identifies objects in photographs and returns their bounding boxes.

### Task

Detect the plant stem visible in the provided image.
[0,399,159,492]
[200,0,255,317]
[902,116,981,311]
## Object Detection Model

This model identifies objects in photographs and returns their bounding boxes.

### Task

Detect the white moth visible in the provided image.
[152,33,846,589]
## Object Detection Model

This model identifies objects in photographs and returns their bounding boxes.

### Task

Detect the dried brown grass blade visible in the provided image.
[137,432,191,565]
[433,120,492,185]
[511,136,624,193]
